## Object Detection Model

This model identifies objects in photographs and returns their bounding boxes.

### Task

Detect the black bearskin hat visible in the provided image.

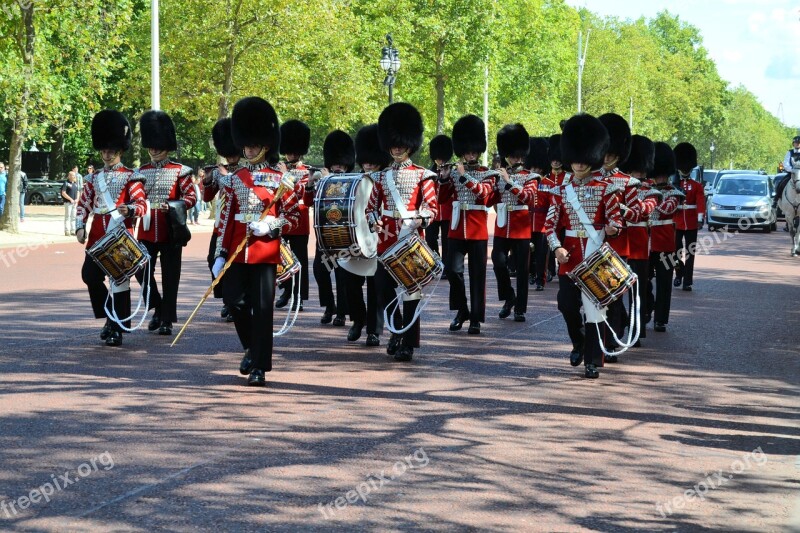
[140,110,177,152]
[211,118,239,159]
[560,113,609,169]
[548,134,562,163]
[620,135,655,176]
[496,123,530,161]
[323,130,355,172]
[355,124,392,169]
[279,119,311,156]
[91,110,132,152]
[525,137,550,172]
[452,114,487,157]
[230,97,280,159]
[378,102,423,156]
[429,134,453,162]
[598,113,632,164]
[673,142,697,174]
[652,142,676,178]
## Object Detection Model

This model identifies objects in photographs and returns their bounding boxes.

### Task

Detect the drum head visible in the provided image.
[353,174,377,258]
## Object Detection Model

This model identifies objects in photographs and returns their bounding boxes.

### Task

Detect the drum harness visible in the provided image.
[565,183,640,355]
[95,169,151,332]
[381,169,443,334]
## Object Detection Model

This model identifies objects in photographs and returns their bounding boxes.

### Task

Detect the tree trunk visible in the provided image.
[217,41,236,121]
[50,126,64,181]
[435,41,446,135]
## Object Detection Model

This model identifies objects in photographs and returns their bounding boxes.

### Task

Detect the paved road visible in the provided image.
[0,224,797,532]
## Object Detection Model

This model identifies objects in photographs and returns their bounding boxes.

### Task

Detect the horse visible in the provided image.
[777,168,800,256]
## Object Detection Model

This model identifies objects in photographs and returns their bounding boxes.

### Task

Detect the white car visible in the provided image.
[707,174,777,232]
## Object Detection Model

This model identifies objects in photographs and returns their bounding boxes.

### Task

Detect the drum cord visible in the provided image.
[595,276,640,356]
[384,273,442,335]
[104,259,152,333]
[274,267,301,337]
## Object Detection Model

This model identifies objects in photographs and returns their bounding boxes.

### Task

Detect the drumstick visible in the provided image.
[171,181,293,347]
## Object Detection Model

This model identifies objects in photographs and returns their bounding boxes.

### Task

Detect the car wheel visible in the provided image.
[762,224,771,233]
[29,192,44,205]
[771,221,777,231]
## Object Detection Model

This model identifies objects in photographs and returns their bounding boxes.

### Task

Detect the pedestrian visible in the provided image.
[190,174,202,224]
[71,165,83,190]
[61,170,80,235]
[18,169,28,222]
[0,162,7,218]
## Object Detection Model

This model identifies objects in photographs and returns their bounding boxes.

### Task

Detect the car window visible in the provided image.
[717,179,766,196]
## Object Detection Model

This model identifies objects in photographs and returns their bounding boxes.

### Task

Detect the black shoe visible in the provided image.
[508,269,517,278]
[386,334,401,355]
[604,354,618,363]
[320,307,334,324]
[467,321,481,334]
[535,283,544,292]
[332,315,346,327]
[291,300,304,312]
[546,272,554,282]
[275,291,290,309]
[673,277,682,287]
[513,312,526,322]
[105,329,122,347]
[220,306,229,319]
[239,349,254,375]
[366,334,380,347]
[226,312,235,323]
[394,344,413,362]
[584,364,599,378]
[633,339,642,347]
[449,310,469,331]
[247,369,266,386]
[682,285,692,292]
[158,321,173,335]
[570,349,583,367]
[148,313,160,331]
[654,322,667,332]
[100,319,113,340]
[347,322,364,342]
[528,274,536,286]
[499,299,514,319]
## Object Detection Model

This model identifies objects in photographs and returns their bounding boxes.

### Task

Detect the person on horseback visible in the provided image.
[775,136,800,207]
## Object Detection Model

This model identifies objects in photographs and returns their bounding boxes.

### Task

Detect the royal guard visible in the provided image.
[648,142,682,333]
[202,117,242,322]
[275,120,312,311]
[446,114,496,334]
[490,124,538,322]
[367,102,438,361]
[340,123,392,346]
[619,135,661,344]
[548,133,567,186]
[426,134,454,268]
[76,110,148,346]
[525,137,552,290]
[211,96,300,386]
[310,130,354,327]
[672,142,705,291]
[135,110,197,336]
[544,114,623,379]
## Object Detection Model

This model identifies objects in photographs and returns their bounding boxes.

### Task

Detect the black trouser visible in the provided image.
[446,238,488,323]
[376,262,420,347]
[135,240,182,323]
[649,251,674,325]
[557,275,607,367]
[674,229,698,287]
[81,255,131,331]
[279,234,310,301]
[607,297,628,346]
[628,258,649,338]
[223,262,275,372]
[491,236,530,313]
[425,220,450,277]
[207,233,223,299]
[313,247,347,315]
[529,231,549,285]
[341,268,384,336]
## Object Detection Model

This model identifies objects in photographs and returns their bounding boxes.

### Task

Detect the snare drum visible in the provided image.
[379,233,443,295]
[567,243,635,307]
[86,224,149,285]
[314,173,377,259]
[276,240,301,285]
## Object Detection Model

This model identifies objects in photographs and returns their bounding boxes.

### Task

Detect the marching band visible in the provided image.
[77,101,705,385]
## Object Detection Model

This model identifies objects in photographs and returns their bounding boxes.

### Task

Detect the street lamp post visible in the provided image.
[710,141,715,169]
[380,34,400,104]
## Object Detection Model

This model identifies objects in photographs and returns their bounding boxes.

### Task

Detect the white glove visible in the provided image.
[280,174,295,191]
[212,257,225,278]
[698,214,704,223]
[249,216,275,237]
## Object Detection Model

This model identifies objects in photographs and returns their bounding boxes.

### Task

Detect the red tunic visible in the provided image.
[625,182,660,261]
[135,160,197,243]
[649,182,681,253]
[76,164,147,248]
[217,164,300,264]
[530,174,554,233]
[673,177,706,231]
[435,174,454,222]
[446,165,496,241]
[490,169,539,239]
[281,162,312,236]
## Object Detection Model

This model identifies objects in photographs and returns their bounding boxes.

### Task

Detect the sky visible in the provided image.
[566,0,800,128]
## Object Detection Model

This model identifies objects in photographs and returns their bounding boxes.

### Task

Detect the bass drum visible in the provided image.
[314,173,377,276]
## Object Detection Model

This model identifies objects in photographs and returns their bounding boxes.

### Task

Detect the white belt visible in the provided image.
[677,204,697,209]
[650,219,674,226]
[235,213,262,222]
[382,209,418,218]
[500,205,529,212]
[564,229,590,238]
[93,207,113,214]
[628,222,648,227]
[459,204,488,211]
[149,201,168,210]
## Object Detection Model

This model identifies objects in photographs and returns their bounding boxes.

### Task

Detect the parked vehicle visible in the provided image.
[703,169,765,228]
[706,174,777,232]
[25,179,63,205]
